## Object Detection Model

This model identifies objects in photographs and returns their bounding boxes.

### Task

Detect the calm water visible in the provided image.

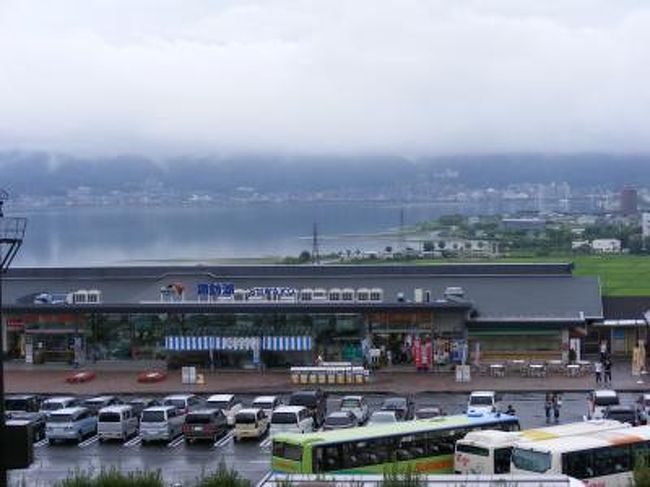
[13,200,542,266]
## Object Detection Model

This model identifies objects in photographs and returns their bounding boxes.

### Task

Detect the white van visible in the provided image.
[206,394,243,426]
[234,408,270,440]
[140,406,184,443]
[468,391,499,414]
[161,394,201,415]
[587,390,620,419]
[46,407,97,445]
[97,405,138,442]
[251,396,282,417]
[270,406,313,435]
[40,396,79,417]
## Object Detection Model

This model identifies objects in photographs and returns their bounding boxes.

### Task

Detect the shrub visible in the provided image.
[383,463,423,487]
[55,468,164,487]
[194,461,252,487]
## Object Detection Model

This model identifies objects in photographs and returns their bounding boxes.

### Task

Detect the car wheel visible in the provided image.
[76,432,82,444]
[48,439,55,446]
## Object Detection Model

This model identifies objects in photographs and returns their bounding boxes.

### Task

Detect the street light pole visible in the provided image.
[0,190,27,486]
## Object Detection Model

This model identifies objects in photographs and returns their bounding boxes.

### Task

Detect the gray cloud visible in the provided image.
[1,0,650,156]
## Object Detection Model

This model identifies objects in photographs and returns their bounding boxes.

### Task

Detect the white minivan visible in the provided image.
[161,394,201,415]
[206,394,243,426]
[270,406,313,435]
[251,396,282,417]
[97,405,138,442]
[468,391,499,414]
[40,397,79,417]
[587,389,620,420]
[140,406,184,443]
[234,408,270,440]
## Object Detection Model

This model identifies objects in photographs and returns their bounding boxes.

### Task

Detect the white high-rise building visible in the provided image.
[643,212,650,238]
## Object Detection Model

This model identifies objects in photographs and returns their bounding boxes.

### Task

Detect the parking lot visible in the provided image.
[7,390,642,486]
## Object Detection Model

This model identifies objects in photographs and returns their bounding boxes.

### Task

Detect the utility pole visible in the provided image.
[0,189,27,486]
[311,222,320,265]
[399,208,406,251]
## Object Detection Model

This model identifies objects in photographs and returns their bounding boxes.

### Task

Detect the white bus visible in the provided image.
[510,425,650,487]
[455,420,628,475]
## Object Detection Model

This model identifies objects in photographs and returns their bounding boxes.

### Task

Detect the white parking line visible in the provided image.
[213,431,234,448]
[167,435,185,449]
[78,435,99,448]
[34,438,49,448]
[259,437,272,449]
[255,471,273,487]
[124,435,141,447]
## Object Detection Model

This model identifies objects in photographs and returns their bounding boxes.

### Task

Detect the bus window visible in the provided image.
[593,446,631,476]
[273,442,302,462]
[494,447,512,474]
[562,450,594,479]
[456,444,489,457]
[512,448,552,474]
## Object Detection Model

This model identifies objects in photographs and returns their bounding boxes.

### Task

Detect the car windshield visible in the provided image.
[326,415,352,426]
[370,413,395,423]
[341,399,360,408]
[594,395,619,406]
[42,402,64,411]
[382,399,405,410]
[5,399,30,411]
[48,414,74,423]
[236,413,257,424]
[416,409,440,419]
[84,398,107,405]
[470,396,493,406]
[207,401,230,410]
[511,448,551,473]
[163,399,186,409]
[186,414,212,424]
[272,412,298,424]
[141,411,166,422]
[98,412,121,423]
[608,410,634,421]
[289,394,317,408]
[253,401,274,410]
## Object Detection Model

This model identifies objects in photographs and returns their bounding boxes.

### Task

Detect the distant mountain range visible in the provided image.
[1,151,649,195]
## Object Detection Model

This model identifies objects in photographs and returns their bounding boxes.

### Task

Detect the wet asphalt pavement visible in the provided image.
[8,391,642,486]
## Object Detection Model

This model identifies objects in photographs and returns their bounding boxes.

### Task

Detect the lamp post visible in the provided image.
[0,189,27,485]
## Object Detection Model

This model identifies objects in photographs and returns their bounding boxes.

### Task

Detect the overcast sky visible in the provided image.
[1,0,650,157]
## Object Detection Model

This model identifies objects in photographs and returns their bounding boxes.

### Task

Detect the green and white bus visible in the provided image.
[272,412,519,474]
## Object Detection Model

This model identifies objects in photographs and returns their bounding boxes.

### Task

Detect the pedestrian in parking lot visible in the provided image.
[604,357,613,385]
[552,393,561,423]
[594,360,602,384]
[545,393,553,423]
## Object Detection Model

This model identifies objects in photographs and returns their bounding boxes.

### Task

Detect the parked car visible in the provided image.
[7,411,47,442]
[234,408,270,441]
[126,397,159,418]
[603,405,643,426]
[468,391,499,414]
[367,410,399,426]
[380,396,414,421]
[5,394,41,413]
[270,406,314,435]
[82,396,122,415]
[288,389,327,428]
[251,396,282,417]
[415,406,444,419]
[323,411,358,431]
[46,407,97,445]
[339,395,369,424]
[97,405,139,442]
[206,394,243,426]
[140,406,184,444]
[40,396,80,417]
[161,394,201,415]
[587,390,620,420]
[182,409,229,443]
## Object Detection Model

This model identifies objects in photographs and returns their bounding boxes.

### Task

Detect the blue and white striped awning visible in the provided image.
[262,335,312,351]
[164,335,312,352]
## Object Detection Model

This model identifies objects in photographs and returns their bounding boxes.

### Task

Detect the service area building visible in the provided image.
[0,264,603,368]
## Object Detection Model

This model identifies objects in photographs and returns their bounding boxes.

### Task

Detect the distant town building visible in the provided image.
[571,240,590,251]
[643,212,650,238]
[591,238,622,253]
[431,238,499,258]
[501,217,546,231]
[620,186,638,215]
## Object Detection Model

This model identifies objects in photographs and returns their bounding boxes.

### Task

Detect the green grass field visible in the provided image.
[416,255,650,296]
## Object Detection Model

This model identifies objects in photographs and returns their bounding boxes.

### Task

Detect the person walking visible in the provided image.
[604,357,613,385]
[552,393,562,423]
[545,393,553,424]
[594,360,602,384]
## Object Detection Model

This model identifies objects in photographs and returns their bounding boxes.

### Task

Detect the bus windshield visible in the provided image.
[511,448,551,473]
[273,441,302,461]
